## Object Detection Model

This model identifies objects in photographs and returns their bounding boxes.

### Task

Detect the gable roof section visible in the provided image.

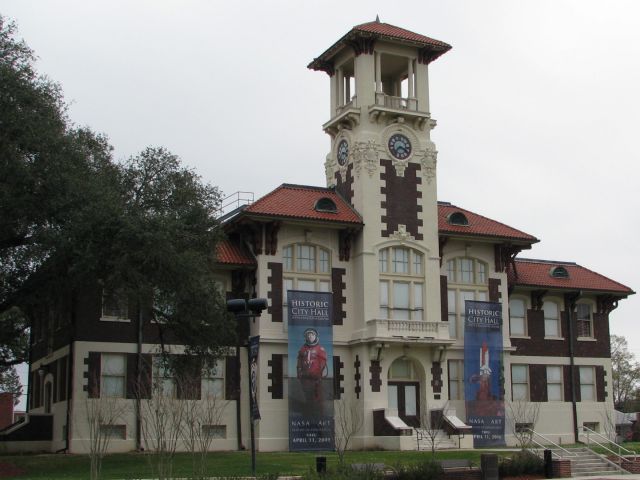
[215,239,256,266]
[243,184,363,225]
[438,202,538,243]
[308,20,451,71]
[511,258,633,295]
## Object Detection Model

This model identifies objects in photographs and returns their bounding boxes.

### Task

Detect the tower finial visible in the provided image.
[375,15,380,23]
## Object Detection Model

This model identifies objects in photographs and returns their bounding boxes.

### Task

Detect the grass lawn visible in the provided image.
[0,449,508,479]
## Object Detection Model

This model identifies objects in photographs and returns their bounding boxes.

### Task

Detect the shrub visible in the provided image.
[396,459,443,480]
[499,450,544,477]
[302,463,385,480]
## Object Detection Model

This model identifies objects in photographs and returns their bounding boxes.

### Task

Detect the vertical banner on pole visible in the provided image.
[464,300,505,447]
[249,335,261,421]
[287,290,334,451]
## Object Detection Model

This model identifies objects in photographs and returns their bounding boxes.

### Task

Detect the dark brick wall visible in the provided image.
[380,159,422,240]
[529,364,547,402]
[333,356,344,399]
[335,164,354,205]
[440,275,448,323]
[267,262,283,322]
[431,361,443,398]
[511,308,611,358]
[268,354,283,400]
[488,278,501,303]
[332,268,346,326]
[370,360,382,392]
[225,355,239,401]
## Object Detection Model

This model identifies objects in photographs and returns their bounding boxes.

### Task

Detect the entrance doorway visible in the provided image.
[388,381,420,427]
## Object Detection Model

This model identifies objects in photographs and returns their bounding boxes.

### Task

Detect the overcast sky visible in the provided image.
[4,0,639,408]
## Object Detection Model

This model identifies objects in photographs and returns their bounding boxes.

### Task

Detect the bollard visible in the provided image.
[316,456,327,473]
[481,453,499,480]
[544,449,553,478]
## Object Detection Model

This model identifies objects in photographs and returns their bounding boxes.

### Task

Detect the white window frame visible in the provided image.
[579,366,595,401]
[101,353,126,398]
[153,357,176,398]
[546,365,563,401]
[379,246,425,321]
[379,280,424,320]
[508,297,527,337]
[282,243,331,274]
[447,288,487,339]
[576,302,594,339]
[448,359,464,401]
[202,359,225,398]
[101,289,130,322]
[446,257,488,285]
[511,364,529,401]
[543,299,561,338]
[379,247,423,276]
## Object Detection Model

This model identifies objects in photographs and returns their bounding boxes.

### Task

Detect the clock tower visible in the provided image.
[308,19,451,333]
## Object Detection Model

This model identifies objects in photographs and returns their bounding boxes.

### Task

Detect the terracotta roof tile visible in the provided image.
[309,21,451,71]
[244,184,363,225]
[511,259,634,295]
[216,240,256,266]
[438,203,538,243]
[353,21,451,49]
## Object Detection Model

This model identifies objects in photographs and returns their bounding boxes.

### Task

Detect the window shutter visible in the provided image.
[596,366,606,402]
[87,352,101,398]
[563,365,572,403]
[225,355,239,400]
[440,275,448,323]
[488,278,501,303]
[126,353,137,399]
[268,354,283,400]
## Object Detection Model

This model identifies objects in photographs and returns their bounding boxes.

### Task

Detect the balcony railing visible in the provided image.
[366,319,450,340]
[375,93,418,112]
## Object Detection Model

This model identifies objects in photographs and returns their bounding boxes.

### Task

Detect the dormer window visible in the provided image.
[447,212,469,226]
[314,197,338,213]
[550,266,569,278]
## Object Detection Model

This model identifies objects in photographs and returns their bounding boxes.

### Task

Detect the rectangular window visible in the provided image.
[547,366,563,401]
[392,282,410,320]
[379,281,389,319]
[154,357,175,397]
[202,360,224,398]
[297,279,315,291]
[446,260,455,282]
[202,425,227,439]
[319,280,330,292]
[392,248,409,274]
[460,259,473,284]
[411,284,423,321]
[448,360,463,400]
[577,304,593,338]
[283,246,293,271]
[99,424,126,439]
[511,364,529,401]
[319,249,329,273]
[579,366,595,401]
[447,290,457,338]
[477,263,486,283]
[296,245,315,272]
[509,299,526,336]
[102,290,128,320]
[283,278,293,324]
[544,301,560,337]
[101,354,126,398]
[379,249,388,273]
[413,252,423,275]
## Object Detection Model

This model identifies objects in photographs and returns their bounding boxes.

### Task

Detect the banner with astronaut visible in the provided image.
[464,300,505,447]
[287,290,334,451]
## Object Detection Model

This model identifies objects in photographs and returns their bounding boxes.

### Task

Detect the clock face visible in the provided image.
[337,139,349,165]
[388,134,412,160]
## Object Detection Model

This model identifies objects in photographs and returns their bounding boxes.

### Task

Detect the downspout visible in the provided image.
[566,291,581,443]
[136,305,143,450]
[64,293,77,453]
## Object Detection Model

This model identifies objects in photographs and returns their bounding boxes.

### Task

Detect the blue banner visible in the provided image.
[287,290,334,451]
[464,300,505,447]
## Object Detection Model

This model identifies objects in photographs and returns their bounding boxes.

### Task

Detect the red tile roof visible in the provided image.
[244,184,363,225]
[438,203,538,243]
[308,20,451,71]
[353,21,452,49]
[511,259,634,295]
[215,239,256,266]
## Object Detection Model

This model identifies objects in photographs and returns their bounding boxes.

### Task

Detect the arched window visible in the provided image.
[379,246,424,321]
[282,244,332,324]
[445,257,489,339]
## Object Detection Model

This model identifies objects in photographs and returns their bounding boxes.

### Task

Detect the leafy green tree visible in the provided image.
[611,335,640,410]
[0,16,234,369]
[0,365,22,405]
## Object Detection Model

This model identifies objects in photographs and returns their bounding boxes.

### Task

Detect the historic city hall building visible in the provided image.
[4,20,633,453]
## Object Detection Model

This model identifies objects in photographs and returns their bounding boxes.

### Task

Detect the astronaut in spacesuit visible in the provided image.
[296,328,328,409]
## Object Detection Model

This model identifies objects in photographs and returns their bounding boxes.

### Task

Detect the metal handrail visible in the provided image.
[581,426,637,461]
[526,428,579,457]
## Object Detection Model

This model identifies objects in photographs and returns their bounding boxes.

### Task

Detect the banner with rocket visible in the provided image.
[464,300,505,447]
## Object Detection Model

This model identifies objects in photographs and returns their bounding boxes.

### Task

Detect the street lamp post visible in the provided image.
[227,297,268,477]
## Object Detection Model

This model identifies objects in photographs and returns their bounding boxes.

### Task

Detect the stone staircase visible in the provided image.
[547,447,627,477]
[413,428,458,451]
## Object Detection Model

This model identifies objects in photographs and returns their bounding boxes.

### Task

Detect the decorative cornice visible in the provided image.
[597,295,619,314]
[419,145,437,184]
[531,290,548,311]
[389,224,415,242]
[352,140,380,178]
